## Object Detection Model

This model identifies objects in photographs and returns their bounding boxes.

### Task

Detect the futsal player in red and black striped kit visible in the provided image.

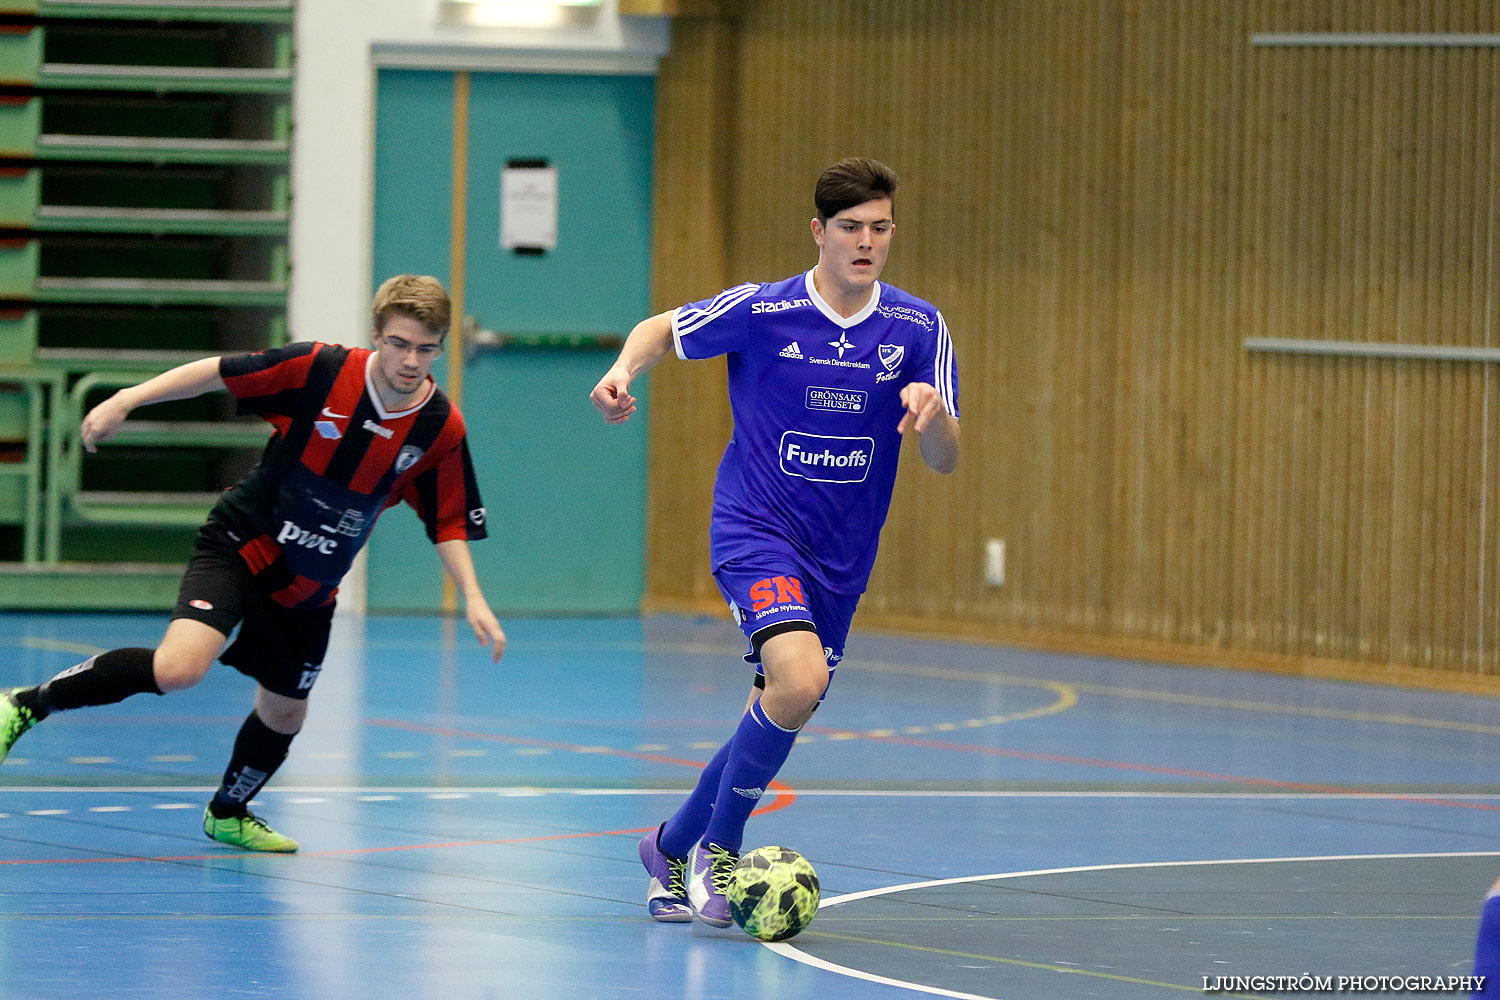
[0,275,505,852]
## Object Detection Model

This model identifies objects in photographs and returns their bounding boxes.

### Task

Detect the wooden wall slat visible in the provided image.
[644,0,1500,681]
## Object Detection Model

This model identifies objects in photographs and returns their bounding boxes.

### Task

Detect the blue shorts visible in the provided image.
[713,554,860,696]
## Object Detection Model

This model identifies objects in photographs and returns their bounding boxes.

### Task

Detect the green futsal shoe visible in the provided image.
[0,692,38,765]
[202,806,299,853]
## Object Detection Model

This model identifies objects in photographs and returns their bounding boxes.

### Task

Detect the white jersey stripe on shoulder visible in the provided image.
[676,283,759,338]
[676,281,758,322]
[942,316,956,412]
[935,313,957,416]
[934,323,946,409]
[677,296,754,338]
[707,281,758,311]
[944,323,957,415]
[680,282,757,330]
[938,326,952,413]
[675,283,758,336]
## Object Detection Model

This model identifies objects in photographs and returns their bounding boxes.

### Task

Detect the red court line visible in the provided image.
[2,721,796,866]
[823,728,1500,812]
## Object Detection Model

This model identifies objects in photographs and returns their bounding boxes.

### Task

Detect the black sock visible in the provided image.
[209,711,296,819]
[18,648,161,718]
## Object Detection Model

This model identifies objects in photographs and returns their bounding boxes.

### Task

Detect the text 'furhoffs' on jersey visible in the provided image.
[671,269,959,595]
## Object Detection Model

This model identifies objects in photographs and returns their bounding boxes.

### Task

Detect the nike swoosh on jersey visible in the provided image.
[320,406,349,419]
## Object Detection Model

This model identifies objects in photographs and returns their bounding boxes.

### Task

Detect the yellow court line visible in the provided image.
[847,658,1500,736]
[988,681,1077,723]
[13,634,1490,738]
[18,638,105,658]
[818,682,1077,741]
[797,928,1273,999]
[1062,682,1500,735]
[645,641,1497,734]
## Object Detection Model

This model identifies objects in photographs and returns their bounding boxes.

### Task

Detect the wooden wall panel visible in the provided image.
[1233,9,1500,673]
[1113,1,1245,648]
[644,0,1500,685]
[643,16,737,604]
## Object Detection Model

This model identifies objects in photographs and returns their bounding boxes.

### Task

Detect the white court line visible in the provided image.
[763,942,1003,1000]
[0,786,1497,799]
[767,851,1500,999]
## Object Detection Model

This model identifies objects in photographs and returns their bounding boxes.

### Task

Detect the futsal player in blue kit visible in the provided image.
[590,157,961,926]
[1471,878,1499,996]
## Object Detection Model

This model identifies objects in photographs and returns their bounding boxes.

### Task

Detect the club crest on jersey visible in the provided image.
[878,344,905,371]
[395,445,423,473]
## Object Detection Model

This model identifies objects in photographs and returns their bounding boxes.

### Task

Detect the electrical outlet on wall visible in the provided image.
[985,539,1005,587]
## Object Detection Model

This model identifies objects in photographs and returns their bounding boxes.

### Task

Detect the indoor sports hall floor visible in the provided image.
[1,611,1495,999]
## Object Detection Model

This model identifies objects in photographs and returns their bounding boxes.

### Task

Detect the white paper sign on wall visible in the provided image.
[501,163,558,253]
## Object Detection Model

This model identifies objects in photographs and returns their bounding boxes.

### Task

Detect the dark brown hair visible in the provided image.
[372,274,452,339]
[814,157,898,222]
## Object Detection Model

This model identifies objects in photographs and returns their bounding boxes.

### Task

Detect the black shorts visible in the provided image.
[170,527,335,700]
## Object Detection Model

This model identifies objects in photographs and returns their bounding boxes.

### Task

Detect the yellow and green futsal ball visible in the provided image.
[726,846,820,941]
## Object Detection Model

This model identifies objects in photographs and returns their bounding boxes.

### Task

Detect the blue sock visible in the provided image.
[701,698,798,855]
[1473,892,1500,998]
[659,737,734,859]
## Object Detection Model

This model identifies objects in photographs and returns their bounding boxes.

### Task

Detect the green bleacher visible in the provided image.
[4,2,292,25]
[0,1,290,608]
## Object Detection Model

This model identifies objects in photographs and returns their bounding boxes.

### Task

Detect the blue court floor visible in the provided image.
[0,611,1496,999]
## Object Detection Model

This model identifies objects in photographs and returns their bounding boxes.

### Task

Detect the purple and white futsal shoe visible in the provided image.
[638,824,691,922]
[686,841,738,928]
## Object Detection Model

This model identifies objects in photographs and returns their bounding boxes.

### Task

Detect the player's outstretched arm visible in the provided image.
[435,539,506,664]
[81,356,227,453]
[897,381,960,474]
[590,311,675,424]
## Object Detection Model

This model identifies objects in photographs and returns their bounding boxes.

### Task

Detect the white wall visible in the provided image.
[291,0,669,610]
[291,0,668,347]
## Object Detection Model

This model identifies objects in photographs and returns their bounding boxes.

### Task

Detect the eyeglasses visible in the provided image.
[380,334,443,358]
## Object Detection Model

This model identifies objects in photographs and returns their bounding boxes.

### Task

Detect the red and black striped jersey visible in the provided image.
[208,341,486,610]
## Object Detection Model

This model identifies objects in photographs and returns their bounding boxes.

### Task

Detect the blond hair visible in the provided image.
[372,274,452,339]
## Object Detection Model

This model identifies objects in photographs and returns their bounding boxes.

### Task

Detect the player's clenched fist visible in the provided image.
[590,369,638,423]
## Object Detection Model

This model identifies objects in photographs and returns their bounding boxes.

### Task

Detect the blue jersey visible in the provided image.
[673,269,960,594]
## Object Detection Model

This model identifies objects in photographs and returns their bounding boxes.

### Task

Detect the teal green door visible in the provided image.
[367,69,654,613]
